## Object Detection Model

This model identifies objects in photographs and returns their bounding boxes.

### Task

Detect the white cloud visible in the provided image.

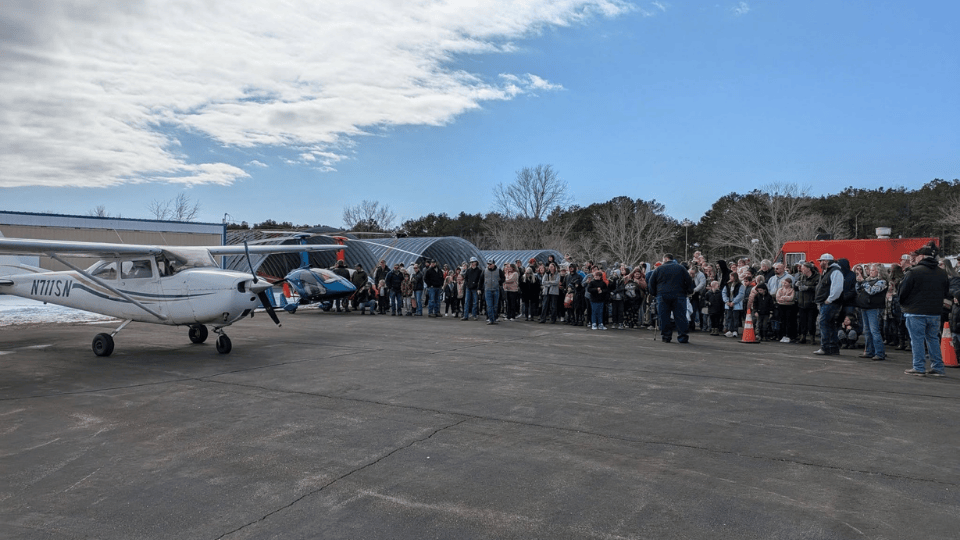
[732,2,750,16]
[0,0,632,188]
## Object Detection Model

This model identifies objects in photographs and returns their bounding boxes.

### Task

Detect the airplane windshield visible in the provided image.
[88,261,118,280]
[157,248,218,275]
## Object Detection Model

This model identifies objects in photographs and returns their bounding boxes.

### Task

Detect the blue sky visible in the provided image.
[1,1,957,228]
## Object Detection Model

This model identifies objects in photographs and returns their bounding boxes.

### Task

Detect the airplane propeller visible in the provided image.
[244,241,282,327]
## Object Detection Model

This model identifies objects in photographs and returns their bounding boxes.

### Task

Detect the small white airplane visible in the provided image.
[0,237,344,356]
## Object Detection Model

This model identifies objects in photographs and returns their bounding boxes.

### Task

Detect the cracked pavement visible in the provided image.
[1,313,959,539]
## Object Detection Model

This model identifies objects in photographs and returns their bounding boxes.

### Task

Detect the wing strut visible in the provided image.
[49,254,168,321]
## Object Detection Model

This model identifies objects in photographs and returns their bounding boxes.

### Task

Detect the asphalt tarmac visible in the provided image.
[2,311,959,539]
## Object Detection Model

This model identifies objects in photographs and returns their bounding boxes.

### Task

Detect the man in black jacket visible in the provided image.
[331,260,352,312]
[350,263,368,311]
[648,253,694,343]
[385,263,404,316]
[900,243,950,377]
[424,259,444,317]
[462,257,483,320]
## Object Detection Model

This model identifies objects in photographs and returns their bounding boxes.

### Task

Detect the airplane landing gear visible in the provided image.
[188,324,209,344]
[215,334,232,354]
[92,319,132,357]
[92,333,114,357]
[212,327,232,354]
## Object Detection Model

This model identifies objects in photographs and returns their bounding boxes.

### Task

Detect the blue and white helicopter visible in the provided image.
[272,235,359,314]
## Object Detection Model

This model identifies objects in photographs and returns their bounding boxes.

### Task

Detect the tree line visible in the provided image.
[346,168,960,265]
[96,172,960,265]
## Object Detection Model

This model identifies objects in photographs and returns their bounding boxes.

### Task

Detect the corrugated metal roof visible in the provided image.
[362,237,484,270]
[480,250,565,269]
[222,232,379,279]
[221,233,566,278]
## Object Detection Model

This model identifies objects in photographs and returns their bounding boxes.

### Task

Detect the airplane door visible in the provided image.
[117,258,164,321]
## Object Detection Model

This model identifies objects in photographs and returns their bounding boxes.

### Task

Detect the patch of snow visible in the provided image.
[0,295,115,327]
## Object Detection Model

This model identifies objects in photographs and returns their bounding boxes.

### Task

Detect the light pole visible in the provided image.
[682,219,692,261]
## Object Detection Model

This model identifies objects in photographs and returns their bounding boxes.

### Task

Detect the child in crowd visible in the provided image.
[705,281,725,336]
[838,315,859,349]
[377,279,389,314]
[752,283,774,341]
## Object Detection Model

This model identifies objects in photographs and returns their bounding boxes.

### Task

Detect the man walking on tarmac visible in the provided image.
[648,253,694,343]
[814,254,844,355]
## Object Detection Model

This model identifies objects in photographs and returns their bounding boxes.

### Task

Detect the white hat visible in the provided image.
[469,257,478,262]
[818,253,834,261]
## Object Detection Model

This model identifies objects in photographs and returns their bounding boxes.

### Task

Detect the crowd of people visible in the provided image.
[337,243,958,377]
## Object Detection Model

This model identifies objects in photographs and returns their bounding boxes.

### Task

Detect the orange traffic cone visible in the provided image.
[740,308,759,344]
[942,322,958,368]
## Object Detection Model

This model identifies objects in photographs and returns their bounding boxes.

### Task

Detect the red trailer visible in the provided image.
[775,237,939,267]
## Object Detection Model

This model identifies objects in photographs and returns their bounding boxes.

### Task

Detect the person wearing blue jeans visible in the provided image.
[389,289,403,316]
[856,263,888,360]
[484,288,500,324]
[481,258,504,324]
[462,258,483,320]
[814,254,844,355]
[817,302,841,354]
[905,315,944,374]
[898,243,950,377]
[463,289,477,319]
[423,259,445,317]
[586,271,608,330]
[860,308,884,359]
[385,264,405,316]
[413,289,423,316]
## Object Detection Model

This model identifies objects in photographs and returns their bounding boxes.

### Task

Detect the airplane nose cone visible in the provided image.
[249,280,272,294]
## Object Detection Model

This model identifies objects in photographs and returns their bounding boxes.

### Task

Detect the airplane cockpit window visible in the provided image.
[121,259,154,280]
[89,261,118,280]
[159,248,218,275]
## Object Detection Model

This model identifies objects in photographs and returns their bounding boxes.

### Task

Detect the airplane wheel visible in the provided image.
[189,325,209,344]
[92,333,115,357]
[215,335,232,354]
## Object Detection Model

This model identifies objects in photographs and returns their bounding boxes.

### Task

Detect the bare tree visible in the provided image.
[591,197,676,265]
[148,192,201,222]
[484,214,529,250]
[938,192,960,247]
[493,164,571,220]
[706,183,829,261]
[88,205,109,218]
[489,165,573,249]
[342,200,396,232]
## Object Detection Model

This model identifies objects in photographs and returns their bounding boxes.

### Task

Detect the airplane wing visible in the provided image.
[0,238,345,258]
[0,238,163,258]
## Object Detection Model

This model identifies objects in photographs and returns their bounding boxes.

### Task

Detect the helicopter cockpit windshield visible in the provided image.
[296,271,327,296]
